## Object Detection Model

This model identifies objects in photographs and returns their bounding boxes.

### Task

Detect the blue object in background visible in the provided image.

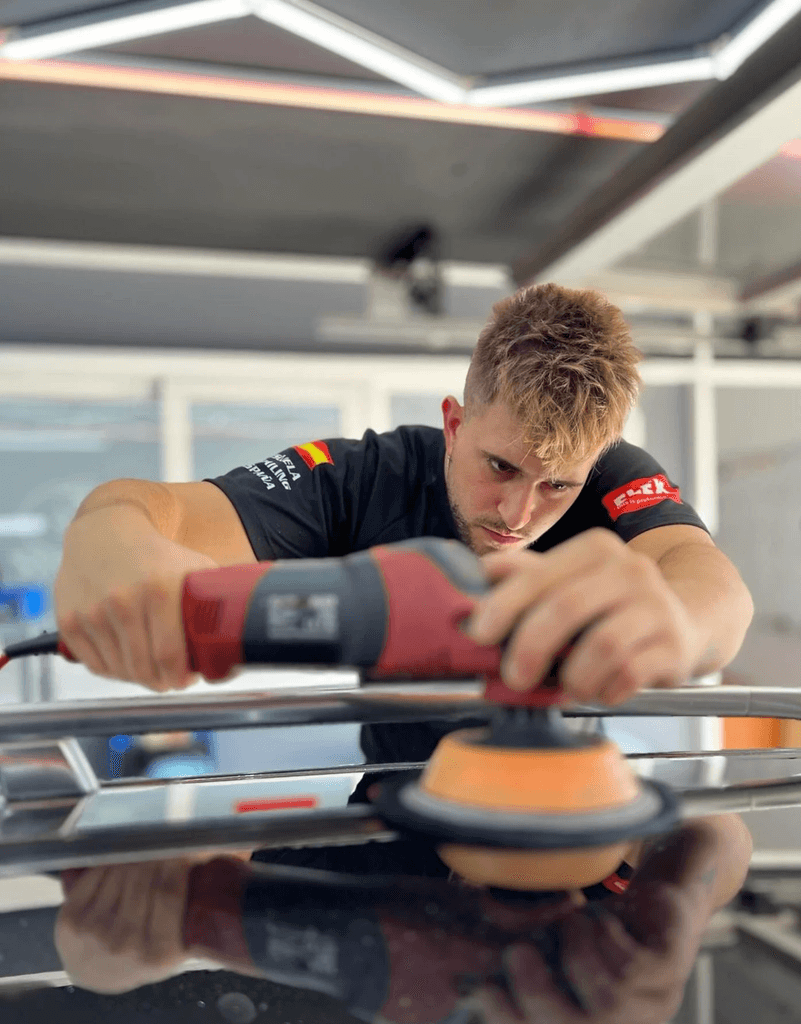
[108,734,134,778]
[109,735,133,753]
[0,584,49,621]
[145,755,216,778]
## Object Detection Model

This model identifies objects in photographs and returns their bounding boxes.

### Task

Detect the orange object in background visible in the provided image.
[722,717,801,749]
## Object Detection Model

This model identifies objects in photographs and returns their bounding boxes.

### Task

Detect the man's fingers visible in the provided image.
[471,536,617,642]
[60,866,109,920]
[499,943,582,1023]
[145,583,194,690]
[470,983,524,1023]
[60,612,115,679]
[105,588,162,687]
[597,644,686,706]
[497,569,634,690]
[144,861,191,964]
[614,881,696,957]
[60,868,89,897]
[470,530,632,647]
[118,864,153,936]
[480,549,539,583]
[557,908,644,1015]
[560,605,668,700]
[80,868,127,933]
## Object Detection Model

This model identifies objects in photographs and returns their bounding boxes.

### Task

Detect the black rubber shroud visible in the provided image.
[373,771,680,850]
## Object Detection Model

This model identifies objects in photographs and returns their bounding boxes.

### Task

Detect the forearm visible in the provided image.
[658,542,753,675]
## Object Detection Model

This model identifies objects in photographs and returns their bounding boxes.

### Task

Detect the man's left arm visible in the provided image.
[627,524,754,676]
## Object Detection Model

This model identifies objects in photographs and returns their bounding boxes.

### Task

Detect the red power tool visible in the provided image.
[0,537,540,705]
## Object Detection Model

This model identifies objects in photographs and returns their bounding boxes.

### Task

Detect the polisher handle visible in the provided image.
[180,538,561,704]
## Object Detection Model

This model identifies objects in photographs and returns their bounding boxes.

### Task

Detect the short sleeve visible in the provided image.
[206,438,361,560]
[588,441,709,542]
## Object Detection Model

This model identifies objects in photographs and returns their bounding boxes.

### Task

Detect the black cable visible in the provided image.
[3,630,61,660]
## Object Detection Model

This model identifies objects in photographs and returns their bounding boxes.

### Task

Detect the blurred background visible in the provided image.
[2,0,801,1020]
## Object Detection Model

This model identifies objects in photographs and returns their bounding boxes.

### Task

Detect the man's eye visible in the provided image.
[544,481,568,493]
[488,458,514,474]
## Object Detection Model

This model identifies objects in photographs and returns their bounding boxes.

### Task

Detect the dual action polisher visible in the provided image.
[0,537,678,891]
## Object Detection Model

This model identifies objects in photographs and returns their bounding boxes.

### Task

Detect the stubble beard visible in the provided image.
[444,454,477,552]
[445,476,476,552]
[444,452,536,554]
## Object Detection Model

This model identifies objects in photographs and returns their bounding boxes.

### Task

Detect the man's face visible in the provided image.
[442,397,600,556]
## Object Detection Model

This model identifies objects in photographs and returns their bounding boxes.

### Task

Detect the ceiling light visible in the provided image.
[252,0,467,103]
[713,0,801,79]
[468,56,716,107]
[0,0,250,61]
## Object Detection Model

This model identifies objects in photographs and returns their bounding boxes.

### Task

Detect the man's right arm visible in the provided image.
[55,479,257,691]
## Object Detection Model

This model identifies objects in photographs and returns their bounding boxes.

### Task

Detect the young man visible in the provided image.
[55,283,753,711]
[52,283,754,1004]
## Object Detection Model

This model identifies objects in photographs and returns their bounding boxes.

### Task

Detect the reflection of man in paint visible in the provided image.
[55,814,752,1022]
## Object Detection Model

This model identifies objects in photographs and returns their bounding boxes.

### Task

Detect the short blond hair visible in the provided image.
[465,283,642,468]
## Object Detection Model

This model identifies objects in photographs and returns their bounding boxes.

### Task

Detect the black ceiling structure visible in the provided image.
[1,0,800,348]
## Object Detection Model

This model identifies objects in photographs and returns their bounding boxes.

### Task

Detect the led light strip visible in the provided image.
[0,57,665,142]
[3,52,798,156]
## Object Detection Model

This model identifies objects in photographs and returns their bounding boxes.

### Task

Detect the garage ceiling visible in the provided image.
[1,0,801,349]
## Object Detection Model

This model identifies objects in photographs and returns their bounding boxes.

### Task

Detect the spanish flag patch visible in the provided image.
[293,440,334,470]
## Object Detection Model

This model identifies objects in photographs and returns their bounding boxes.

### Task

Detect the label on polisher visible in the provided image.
[266,594,340,642]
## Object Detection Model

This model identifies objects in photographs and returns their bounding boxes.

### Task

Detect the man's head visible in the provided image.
[443,283,642,555]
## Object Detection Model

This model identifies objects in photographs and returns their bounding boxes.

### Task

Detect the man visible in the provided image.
[55,283,753,707]
[52,282,754,1009]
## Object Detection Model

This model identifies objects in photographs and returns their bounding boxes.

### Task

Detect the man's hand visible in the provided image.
[473,816,751,1024]
[55,506,219,691]
[55,860,194,994]
[467,528,706,705]
[473,883,701,1024]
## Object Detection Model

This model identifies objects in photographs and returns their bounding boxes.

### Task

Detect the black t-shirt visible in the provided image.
[208,425,708,769]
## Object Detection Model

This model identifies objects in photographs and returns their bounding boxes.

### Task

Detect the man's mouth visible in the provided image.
[480,526,524,545]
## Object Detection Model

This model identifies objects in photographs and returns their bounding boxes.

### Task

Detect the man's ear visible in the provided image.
[442,395,465,454]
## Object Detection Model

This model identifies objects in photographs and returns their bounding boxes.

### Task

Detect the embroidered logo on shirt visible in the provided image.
[293,441,334,471]
[602,474,682,521]
[244,452,301,491]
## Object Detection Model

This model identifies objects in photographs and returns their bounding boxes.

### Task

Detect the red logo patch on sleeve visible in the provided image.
[602,474,682,521]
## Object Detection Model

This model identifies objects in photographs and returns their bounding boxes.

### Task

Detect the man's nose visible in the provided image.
[497,485,536,532]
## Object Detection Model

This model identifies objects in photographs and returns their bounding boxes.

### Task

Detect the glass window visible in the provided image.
[390,393,444,430]
[0,399,160,632]
[192,403,341,479]
[0,398,160,706]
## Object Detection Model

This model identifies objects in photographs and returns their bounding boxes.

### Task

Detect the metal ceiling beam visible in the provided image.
[4,0,801,107]
[740,255,801,305]
[514,9,801,285]
[559,267,741,315]
[250,0,467,103]
[0,237,510,289]
[0,0,251,59]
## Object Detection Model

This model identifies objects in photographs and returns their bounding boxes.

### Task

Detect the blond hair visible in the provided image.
[465,283,642,467]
